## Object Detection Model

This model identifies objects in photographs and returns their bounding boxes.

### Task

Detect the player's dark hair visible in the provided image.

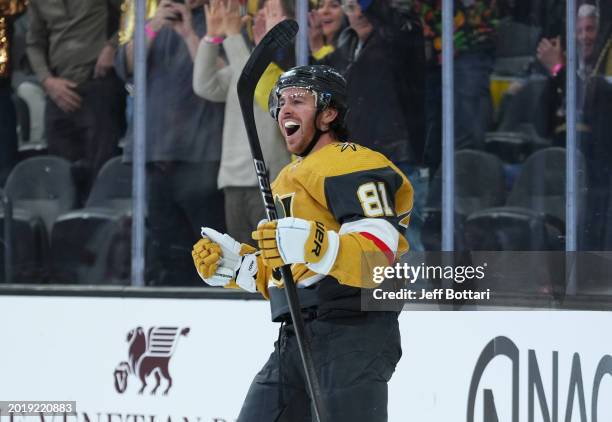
[328,101,349,141]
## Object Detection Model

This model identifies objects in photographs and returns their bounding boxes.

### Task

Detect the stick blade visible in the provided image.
[261,19,299,51]
[238,20,299,88]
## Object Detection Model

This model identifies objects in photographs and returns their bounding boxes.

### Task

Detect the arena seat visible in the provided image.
[0,156,76,282]
[464,147,586,251]
[496,77,551,137]
[487,76,553,165]
[485,130,551,165]
[422,150,506,250]
[493,18,542,77]
[50,157,132,284]
[463,148,587,296]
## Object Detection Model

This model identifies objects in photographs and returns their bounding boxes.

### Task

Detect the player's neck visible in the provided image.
[309,133,336,155]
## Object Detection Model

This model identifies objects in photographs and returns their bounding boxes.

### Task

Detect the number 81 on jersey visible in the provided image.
[357,182,394,218]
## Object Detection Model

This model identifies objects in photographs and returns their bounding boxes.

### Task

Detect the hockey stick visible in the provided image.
[237,20,326,422]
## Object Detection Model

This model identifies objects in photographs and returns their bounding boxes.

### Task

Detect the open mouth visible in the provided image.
[284,121,301,137]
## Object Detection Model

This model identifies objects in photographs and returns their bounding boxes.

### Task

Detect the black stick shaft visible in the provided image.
[237,20,326,422]
[253,159,325,422]
[1,189,12,283]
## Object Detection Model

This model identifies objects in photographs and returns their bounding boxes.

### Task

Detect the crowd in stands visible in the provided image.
[1,0,612,287]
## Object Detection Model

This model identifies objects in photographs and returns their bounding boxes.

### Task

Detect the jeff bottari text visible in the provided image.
[373,287,491,301]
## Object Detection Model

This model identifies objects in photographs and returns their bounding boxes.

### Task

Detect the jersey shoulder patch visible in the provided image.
[324,166,405,224]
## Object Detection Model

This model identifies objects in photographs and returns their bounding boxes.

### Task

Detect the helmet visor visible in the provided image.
[269,87,318,120]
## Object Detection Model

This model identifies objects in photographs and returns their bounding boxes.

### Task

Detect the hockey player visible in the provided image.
[192,65,413,421]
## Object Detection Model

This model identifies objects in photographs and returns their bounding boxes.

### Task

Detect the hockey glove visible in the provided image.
[192,228,263,293]
[251,217,339,275]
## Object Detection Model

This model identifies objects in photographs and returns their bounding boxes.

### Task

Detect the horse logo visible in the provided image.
[114,326,190,395]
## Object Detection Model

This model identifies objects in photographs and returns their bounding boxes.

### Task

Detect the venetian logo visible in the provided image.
[114,326,190,395]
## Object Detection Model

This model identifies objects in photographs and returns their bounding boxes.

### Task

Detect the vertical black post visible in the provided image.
[1,189,12,283]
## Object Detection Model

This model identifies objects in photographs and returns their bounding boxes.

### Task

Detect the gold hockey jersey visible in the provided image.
[262,141,413,320]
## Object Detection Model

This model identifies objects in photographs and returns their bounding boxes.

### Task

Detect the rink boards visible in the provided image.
[0,295,611,422]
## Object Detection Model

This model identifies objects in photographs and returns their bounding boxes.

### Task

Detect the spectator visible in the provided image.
[538,4,611,79]
[584,3,612,76]
[593,0,612,76]
[116,0,158,137]
[414,0,498,174]
[319,0,427,251]
[192,0,289,245]
[537,4,612,139]
[117,0,159,46]
[595,0,612,43]
[26,0,126,204]
[308,0,347,60]
[115,0,226,286]
[252,0,296,112]
[537,3,612,250]
[0,0,27,185]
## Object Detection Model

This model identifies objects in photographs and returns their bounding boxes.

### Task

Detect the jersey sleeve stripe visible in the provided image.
[339,218,400,254]
[358,232,395,264]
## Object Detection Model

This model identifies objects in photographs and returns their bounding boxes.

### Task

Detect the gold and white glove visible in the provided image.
[192,228,261,292]
[251,217,340,275]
